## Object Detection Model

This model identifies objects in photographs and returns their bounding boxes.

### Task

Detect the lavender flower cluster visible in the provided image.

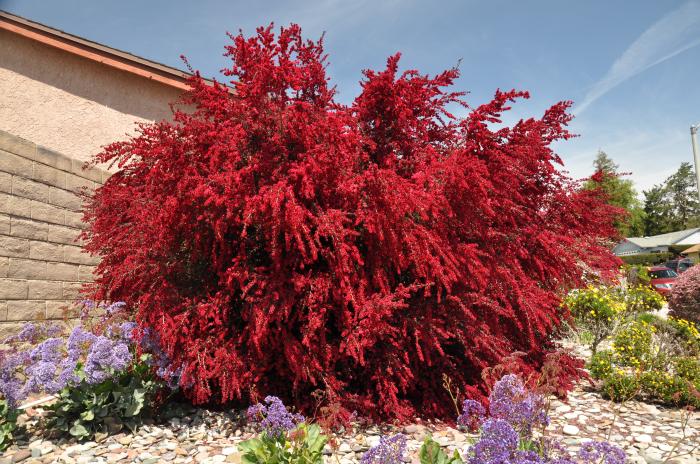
[462,374,626,464]
[138,327,182,388]
[360,434,407,464]
[0,301,178,409]
[0,319,133,408]
[361,374,626,464]
[246,396,305,437]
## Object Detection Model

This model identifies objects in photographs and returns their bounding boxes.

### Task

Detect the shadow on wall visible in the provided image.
[0,29,183,124]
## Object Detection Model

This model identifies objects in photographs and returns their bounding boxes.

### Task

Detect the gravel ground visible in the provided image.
[1,385,697,464]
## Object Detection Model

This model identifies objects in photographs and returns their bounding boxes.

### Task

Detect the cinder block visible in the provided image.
[46,261,79,281]
[0,149,34,176]
[46,300,79,319]
[0,322,24,339]
[28,280,63,299]
[101,170,112,184]
[0,279,28,299]
[0,131,36,159]
[71,159,103,183]
[0,257,7,277]
[0,192,31,217]
[12,176,49,202]
[48,224,80,245]
[65,246,98,265]
[0,235,30,258]
[10,217,48,240]
[0,301,6,321]
[35,146,72,172]
[0,172,11,194]
[63,245,84,264]
[65,210,85,229]
[78,265,96,282]
[31,201,65,224]
[48,187,82,211]
[6,300,45,321]
[29,240,64,261]
[8,258,46,280]
[32,146,58,168]
[66,173,95,193]
[0,214,9,235]
[62,281,84,299]
[33,162,66,189]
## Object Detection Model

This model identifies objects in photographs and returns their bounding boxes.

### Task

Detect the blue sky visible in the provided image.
[3,0,700,193]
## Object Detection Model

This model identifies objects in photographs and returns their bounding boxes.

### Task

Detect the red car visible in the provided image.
[648,266,678,297]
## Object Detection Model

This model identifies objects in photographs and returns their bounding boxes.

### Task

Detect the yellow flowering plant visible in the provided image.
[562,286,627,354]
[667,317,700,352]
[612,321,656,369]
[589,317,700,407]
[624,285,665,313]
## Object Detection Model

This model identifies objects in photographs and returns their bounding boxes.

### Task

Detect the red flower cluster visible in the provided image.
[82,25,621,420]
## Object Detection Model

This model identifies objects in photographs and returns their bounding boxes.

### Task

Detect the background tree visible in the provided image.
[642,185,671,236]
[82,25,621,420]
[643,162,700,235]
[583,150,645,237]
[665,162,700,231]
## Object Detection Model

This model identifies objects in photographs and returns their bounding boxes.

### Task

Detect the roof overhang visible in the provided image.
[0,10,195,91]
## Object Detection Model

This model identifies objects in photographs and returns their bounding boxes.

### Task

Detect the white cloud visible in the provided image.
[574,1,700,116]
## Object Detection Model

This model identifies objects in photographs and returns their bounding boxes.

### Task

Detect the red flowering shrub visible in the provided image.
[82,25,621,420]
[669,265,700,324]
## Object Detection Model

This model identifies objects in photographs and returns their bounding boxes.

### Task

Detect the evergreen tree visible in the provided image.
[583,150,645,236]
[642,184,671,236]
[666,162,700,230]
[643,162,700,235]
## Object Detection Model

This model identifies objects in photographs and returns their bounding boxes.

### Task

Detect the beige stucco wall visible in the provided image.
[0,29,183,163]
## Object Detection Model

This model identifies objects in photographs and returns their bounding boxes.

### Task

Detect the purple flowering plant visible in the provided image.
[361,434,408,464]
[0,302,136,408]
[0,301,173,441]
[246,395,305,438]
[367,374,626,464]
[240,396,326,463]
[459,374,626,464]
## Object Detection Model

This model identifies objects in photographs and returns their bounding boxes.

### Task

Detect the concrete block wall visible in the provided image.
[0,130,109,338]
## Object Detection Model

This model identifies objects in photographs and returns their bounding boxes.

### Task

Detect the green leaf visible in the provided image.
[69,423,89,438]
[132,388,146,402]
[419,437,463,464]
[80,410,95,421]
[238,438,263,454]
[124,400,144,418]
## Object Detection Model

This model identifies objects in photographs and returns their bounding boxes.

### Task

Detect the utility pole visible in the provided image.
[692,123,700,203]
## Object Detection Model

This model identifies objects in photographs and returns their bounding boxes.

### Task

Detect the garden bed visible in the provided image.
[3,385,697,464]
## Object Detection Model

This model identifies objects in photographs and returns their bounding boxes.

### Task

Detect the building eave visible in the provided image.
[0,10,197,91]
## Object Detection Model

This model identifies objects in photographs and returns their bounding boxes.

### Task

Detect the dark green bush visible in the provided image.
[623,264,651,286]
[619,252,672,266]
